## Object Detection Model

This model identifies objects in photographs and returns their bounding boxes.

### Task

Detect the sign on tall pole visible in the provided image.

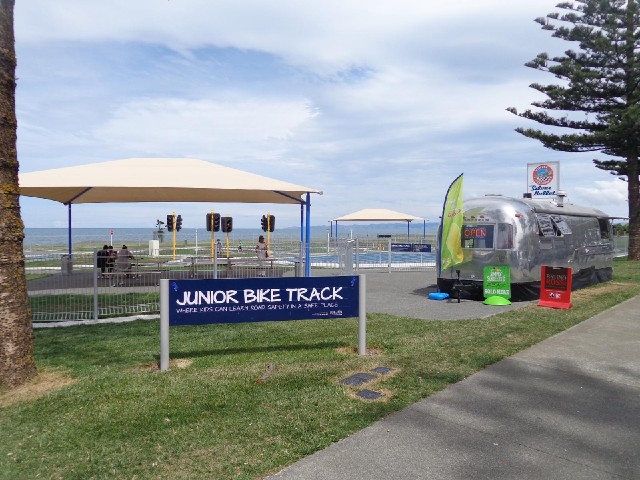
[527,162,560,198]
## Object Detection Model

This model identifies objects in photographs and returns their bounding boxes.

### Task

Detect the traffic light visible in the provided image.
[268,214,275,232]
[221,216,233,233]
[175,215,183,231]
[260,215,268,232]
[166,214,174,232]
[206,213,220,232]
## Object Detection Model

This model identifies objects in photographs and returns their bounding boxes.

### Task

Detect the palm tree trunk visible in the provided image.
[0,0,37,388]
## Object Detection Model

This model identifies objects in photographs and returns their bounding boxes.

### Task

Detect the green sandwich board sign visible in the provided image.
[483,265,511,305]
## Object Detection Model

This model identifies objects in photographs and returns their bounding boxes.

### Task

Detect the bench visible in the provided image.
[100,270,163,286]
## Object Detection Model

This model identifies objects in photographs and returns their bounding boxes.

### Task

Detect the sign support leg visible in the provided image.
[160,279,170,371]
[358,274,366,355]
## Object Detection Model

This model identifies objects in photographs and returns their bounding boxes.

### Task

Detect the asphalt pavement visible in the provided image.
[268,295,640,480]
[312,269,532,320]
[359,270,530,320]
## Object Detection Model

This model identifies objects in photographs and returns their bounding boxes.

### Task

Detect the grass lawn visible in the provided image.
[2,259,639,479]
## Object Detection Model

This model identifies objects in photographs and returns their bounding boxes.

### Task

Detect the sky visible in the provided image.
[14,0,630,230]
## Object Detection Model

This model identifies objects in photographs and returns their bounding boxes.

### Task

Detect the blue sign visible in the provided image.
[391,243,432,252]
[414,243,432,252]
[168,276,360,326]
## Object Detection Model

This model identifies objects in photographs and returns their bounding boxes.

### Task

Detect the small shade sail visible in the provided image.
[334,208,423,222]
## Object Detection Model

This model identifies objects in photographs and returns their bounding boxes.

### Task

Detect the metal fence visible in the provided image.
[25,236,437,322]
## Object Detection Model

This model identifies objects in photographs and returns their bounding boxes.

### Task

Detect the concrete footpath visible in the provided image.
[269,296,640,480]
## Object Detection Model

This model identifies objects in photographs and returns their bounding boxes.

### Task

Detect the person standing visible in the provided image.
[256,235,268,277]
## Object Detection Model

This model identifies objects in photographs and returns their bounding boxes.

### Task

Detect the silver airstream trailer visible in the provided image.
[437,193,614,300]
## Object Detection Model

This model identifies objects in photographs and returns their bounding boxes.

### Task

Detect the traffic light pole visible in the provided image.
[172,212,177,260]
[214,210,216,261]
[267,211,271,254]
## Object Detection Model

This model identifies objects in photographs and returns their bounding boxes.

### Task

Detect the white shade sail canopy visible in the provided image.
[334,208,423,222]
[19,158,321,272]
[19,157,321,205]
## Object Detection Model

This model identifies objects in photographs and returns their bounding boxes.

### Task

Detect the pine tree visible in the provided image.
[508,0,640,260]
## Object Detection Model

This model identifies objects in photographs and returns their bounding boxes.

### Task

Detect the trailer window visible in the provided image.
[536,214,556,237]
[598,218,611,239]
[496,223,513,249]
[537,213,570,237]
[462,224,494,249]
[550,215,572,235]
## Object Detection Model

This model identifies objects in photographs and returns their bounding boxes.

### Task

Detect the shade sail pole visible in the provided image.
[63,187,92,255]
[299,203,304,276]
[300,203,304,243]
[67,203,72,255]
[305,193,311,277]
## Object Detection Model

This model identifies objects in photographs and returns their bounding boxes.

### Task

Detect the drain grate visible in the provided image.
[355,389,384,401]
[339,372,378,387]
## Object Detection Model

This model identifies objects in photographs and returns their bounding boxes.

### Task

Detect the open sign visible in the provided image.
[463,226,487,239]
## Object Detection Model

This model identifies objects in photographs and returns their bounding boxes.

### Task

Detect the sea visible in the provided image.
[24,223,438,249]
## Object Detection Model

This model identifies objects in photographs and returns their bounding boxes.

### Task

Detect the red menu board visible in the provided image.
[538,266,573,309]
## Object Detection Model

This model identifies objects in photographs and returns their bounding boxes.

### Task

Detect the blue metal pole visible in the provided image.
[67,203,72,255]
[300,203,304,243]
[305,193,311,277]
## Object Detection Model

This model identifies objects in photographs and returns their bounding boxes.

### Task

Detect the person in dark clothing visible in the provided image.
[97,245,109,278]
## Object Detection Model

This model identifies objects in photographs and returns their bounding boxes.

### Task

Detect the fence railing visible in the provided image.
[26,234,625,323]
[25,238,437,322]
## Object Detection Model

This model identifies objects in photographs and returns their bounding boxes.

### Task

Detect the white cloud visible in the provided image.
[573,178,629,214]
[15,0,560,73]
[93,96,317,162]
[15,0,631,229]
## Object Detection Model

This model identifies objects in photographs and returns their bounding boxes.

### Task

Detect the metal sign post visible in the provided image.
[160,279,170,371]
[358,274,366,355]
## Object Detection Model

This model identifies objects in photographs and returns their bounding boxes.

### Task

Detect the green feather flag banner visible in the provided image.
[440,174,464,271]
